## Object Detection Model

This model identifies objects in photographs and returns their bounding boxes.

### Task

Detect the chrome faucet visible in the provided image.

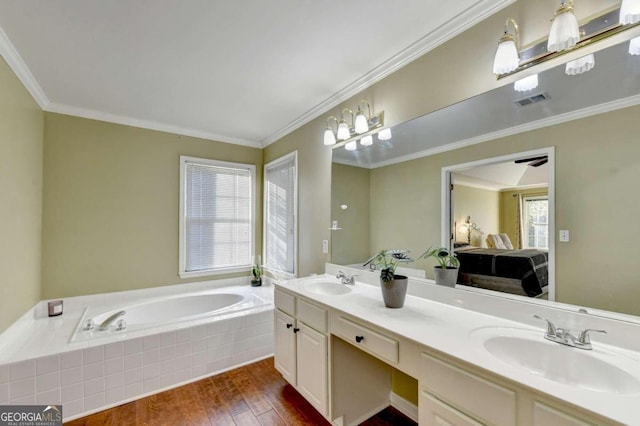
[534,315,606,350]
[99,310,126,331]
[336,271,357,285]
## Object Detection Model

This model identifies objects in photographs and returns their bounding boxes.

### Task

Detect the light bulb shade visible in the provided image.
[547,8,580,52]
[344,141,357,151]
[630,36,640,55]
[323,128,336,146]
[514,74,539,92]
[354,111,369,134]
[378,128,392,140]
[565,54,595,75]
[336,121,350,140]
[493,38,519,74]
[620,0,640,25]
[360,135,373,146]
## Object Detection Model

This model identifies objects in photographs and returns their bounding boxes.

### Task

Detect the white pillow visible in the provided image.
[498,233,514,250]
[486,234,507,249]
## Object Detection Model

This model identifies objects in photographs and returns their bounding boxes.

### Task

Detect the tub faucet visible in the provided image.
[99,310,126,331]
[534,315,606,350]
[336,271,357,285]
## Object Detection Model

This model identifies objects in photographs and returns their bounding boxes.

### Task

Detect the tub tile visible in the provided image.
[105,386,124,406]
[0,365,9,384]
[207,334,222,350]
[83,346,104,364]
[36,371,60,393]
[158,346,176,362]
[37,388,61,405]
[175,342,192,358]
[124,368,142,385]
[176,328,191,343]
[176,355,191,371]
[191,325,207,340]
[63,398,84,419]
[192,337,207,353]
[143,377,160,393]
[83,377,104,397]
[176,367,191,383]
[105,372,124,391]
[143,335,161,351]
[218,357,233,371]
[60,366,83,386]
[191,351,207,367]
[10,360,35,381]
[159,359,176,375]
[143,349,160,365]
[124,353,142,371]
[105,357,123,375]
[61,350,83,370]
[160,332,176,347]
[104,342,123,360]
[10,394,35,405]
[0,383,8,401]
[159,373,176,388]
[206,362,218,375]
[125,382,143,400]
[143,364,159,380]
[62,383,83,404]
[10,377,35,399]
[219,343,233,359]
[191,364,207,379]
[124,337,144,355]
[83,362,104,381]
[220,331,234,344]
[36,355,60,376]
[84,392,105,411]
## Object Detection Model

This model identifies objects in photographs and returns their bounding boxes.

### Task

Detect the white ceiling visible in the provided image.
[0,0,511,147]
[453,161,549,191]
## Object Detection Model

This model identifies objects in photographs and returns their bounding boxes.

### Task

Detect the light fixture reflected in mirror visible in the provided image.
[620,0,640,25]
[565,53,595,75]
[378,128,392,140]
[630,36,640,55]
[323,116,338,146]
[514,74,539,92]
[548,0,580,52]
[360,135,373,146]
[493,18,520,75]
[344,140,357,151]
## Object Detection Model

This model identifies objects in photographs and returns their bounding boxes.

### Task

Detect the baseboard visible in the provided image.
[390,392,419,423]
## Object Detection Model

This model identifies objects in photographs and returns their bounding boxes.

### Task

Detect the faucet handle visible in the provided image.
[336,270,346,278]
[577,329,607,345]
[533,315,557,336]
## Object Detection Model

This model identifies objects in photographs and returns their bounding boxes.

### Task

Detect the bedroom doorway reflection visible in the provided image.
[441,147,555,301]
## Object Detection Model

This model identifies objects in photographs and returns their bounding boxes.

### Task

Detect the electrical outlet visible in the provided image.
[322,239,329,254]
[559,230,570,242]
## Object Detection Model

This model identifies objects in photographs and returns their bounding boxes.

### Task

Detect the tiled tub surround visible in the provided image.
[0,278,275,420]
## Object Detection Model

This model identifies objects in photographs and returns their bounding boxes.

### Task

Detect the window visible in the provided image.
[264,152,297,277]
[524,196,548,249]
[179,156,255,278]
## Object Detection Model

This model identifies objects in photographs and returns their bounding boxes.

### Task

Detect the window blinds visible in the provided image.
[184,160,252,272]
[264,153,297,275]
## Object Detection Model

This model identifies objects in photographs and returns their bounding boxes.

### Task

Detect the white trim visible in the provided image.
[261,0,516,147]
[389,392,419,423]
[263,151,298,278]
[441,147,556,301]
[178,156,257,278]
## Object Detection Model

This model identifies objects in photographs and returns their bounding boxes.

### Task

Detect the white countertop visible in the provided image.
[275,273,640,425]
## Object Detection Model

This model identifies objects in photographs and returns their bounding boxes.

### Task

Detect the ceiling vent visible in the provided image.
[514,92,551,107]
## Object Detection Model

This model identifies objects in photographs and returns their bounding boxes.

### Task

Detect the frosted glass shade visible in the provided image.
[378,128,392,140]
[620,0,640,24]
[354,112,369,134]
[547,9,580,52]
[323,128,336,146]
[493,39,519,74]
[565,54,595,75]
[360,135,373,146]
[345,141,357,151]
[630,36,640,55]
[514,74,539,92]
[337,121,350,140]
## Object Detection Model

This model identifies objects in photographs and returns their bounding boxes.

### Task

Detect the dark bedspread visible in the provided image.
[454,248,548,297]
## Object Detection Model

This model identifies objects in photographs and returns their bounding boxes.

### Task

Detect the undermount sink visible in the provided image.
[471,327,640,394]
[304,280,352,296]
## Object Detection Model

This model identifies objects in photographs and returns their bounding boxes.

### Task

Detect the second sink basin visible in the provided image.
[304,280,352,296]
[471,327,640,394]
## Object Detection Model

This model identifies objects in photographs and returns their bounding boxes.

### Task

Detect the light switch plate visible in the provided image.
[559,230,570,242]
[322,240,329,253]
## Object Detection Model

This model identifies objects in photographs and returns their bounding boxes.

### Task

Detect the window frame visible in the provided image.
[263,151,298,278]
[523,195,549,250]
[178,155,256,279]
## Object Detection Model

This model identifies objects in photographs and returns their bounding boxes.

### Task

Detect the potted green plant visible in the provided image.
[419,246,459,287]
[363,249,413,308]
[251,256,263,287]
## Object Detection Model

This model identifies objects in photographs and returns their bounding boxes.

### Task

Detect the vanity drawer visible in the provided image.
[296,298,328,333]
[333,316,399,364]
[421,353,516,426]
[275,287,296,316]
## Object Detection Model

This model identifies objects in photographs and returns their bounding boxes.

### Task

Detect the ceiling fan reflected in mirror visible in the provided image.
[515,156,548,167]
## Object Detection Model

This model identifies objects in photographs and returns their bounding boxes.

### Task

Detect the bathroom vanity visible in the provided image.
[273,265,639,425]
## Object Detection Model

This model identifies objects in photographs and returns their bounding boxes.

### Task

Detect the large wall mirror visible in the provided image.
[330,36,640,320]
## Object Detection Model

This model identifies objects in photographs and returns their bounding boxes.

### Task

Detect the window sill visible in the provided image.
[179,266,251,279]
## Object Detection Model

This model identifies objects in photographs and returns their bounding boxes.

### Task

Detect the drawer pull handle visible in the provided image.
[355,335,364,343]
[286,323,293,329]
[293,328,300,333]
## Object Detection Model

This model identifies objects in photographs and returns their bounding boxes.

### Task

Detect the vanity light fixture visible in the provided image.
[493,18,520,75]
[547,0,580,52]
[323,116,338,146]
[514,74,539,92]
[323,102,384,150]
[620,0,640,25]
[565,53,595,75]
[354,101,372,134]
[337,109,353,141]
[630,36,640,55]
[378,128,392,140]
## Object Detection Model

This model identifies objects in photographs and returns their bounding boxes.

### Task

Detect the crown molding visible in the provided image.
[0,24,49,109]
[261,0,517,147]
[366,93,640,169]
[46,103,263,149]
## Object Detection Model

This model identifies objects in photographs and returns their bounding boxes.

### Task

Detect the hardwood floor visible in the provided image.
[65,357,417,426]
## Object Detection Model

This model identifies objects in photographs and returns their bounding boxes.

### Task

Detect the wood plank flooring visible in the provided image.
[65,357,417,426]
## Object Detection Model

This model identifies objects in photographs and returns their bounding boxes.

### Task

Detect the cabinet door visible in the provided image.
[296,322,328,416]
[420,391,483,426]
[274,310,297,386]
[533,402,592,426]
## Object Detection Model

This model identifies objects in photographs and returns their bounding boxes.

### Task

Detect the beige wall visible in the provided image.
[453,185,500,247]
[0,58,44,331]
[41,113,263,298]
[499,187,548,248]
[330,163,371,265]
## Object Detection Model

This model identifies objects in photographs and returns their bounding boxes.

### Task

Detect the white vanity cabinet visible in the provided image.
[273,287,329,417]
